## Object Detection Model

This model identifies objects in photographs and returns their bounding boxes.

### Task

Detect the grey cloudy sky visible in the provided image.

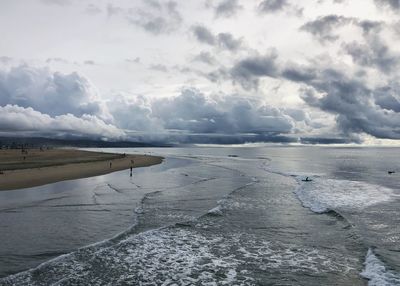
[0,0,400,145]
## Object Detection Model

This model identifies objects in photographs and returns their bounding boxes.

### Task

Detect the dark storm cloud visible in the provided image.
[340,19,400,74]
[217,33,243,51]
[296,68,400,140]
[374,0,400,9]
[230,52,279,89]
[300,15,354,43]
[221,45,400,140]
[343,40,399,73]
[192,25,216,45]
[206,67,230,83]
[357,20,383,35]
[191,26,243,51]
[128,1,182,35]
[215,0,242,17]
[257,0,302,16]
[258,0,289,13]
[281,64,317,82]
[299,137,357,144]
[157,133,298,145]
[374,85,400,112]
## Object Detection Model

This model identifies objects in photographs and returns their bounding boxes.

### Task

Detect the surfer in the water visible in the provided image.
[302,177,312,182]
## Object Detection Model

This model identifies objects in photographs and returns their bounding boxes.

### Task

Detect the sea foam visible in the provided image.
[361,249,400,286]
[294,177,394,213]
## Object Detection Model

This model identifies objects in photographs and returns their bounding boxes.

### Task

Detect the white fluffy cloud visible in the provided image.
[0,65,112,122]
[0,105,124,139]
[151,88,293,135]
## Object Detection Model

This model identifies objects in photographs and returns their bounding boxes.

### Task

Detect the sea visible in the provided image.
[0,146,399,285]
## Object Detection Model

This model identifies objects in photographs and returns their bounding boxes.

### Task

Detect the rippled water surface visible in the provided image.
[0,146,399,285]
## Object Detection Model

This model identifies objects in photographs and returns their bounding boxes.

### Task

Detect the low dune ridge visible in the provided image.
[0,149,163,191]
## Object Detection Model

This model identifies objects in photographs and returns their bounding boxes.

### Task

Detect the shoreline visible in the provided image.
[0,149,163,191]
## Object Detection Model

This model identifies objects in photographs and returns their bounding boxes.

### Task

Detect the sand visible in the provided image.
[0,149,163,191]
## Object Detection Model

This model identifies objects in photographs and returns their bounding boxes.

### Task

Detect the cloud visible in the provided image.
[291,66,400,140]
[192,25,216,45]
[343,41,399,73]
[192,25,243,51]
[0,105,124,139]
[217,45,400,140]
[257,0,302,16]
[258,0,289,13]
[215,0,242,17]
[151,88,294,135]
[108,95,162,132]
[0,65,112,122]
[128,0,182,35]
[103,88,301,144]
[217,33,243,51]
[374,0,400,10]
[230,51,279,89]
[281,63,317,82]
[300,15,354,43]
[192,51,217,65]
[374,84,400,112]
[342,21,399,74]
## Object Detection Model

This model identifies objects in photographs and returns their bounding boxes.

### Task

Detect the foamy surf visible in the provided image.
[361,249,400,286]
[0,227,360,286]
[294,177,394,213]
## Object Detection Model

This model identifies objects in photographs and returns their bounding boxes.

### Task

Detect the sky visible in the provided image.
[1,0,400,145]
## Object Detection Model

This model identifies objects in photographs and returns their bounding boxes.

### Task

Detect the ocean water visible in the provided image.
[0,146,399,285]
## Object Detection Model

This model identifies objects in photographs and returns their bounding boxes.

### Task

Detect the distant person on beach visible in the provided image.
[130,166,133,177]
[109,162,112,168]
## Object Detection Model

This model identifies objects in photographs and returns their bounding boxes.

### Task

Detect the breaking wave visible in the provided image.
[361,249,400,286]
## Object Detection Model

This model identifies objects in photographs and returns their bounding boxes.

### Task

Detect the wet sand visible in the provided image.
[0,149,163,191]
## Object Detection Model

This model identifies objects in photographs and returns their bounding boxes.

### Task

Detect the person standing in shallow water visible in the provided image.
[130,160,134,177]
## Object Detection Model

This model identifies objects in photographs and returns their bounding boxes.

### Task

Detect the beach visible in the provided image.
[0,149,163,191]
